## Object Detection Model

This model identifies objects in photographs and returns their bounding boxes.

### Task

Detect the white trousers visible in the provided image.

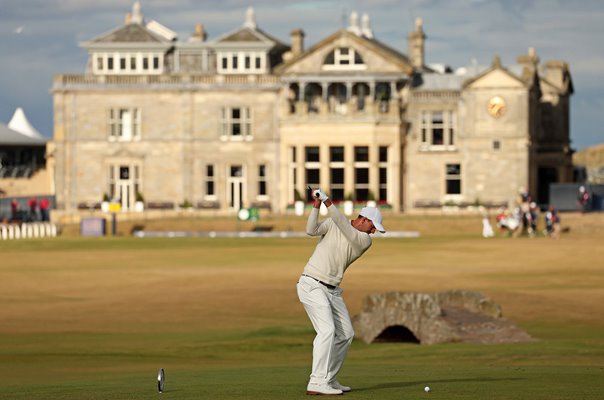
[297,275,354,385]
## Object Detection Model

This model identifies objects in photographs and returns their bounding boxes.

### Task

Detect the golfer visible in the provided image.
[298,188,385,395]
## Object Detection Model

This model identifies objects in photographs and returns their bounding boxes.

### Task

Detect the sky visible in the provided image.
[0,0,603,150]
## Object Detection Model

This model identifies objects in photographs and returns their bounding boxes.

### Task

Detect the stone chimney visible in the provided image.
[517,47,539,68]
[408,17,426,69]
[191,23,207,42]
[517,47,539,84]
[290,29,305,57]
[544,60,569,90]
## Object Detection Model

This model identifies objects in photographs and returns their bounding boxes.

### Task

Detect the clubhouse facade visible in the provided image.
[51,2,574,214]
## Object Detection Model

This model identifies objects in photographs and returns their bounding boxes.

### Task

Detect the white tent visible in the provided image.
[8,107,45,140]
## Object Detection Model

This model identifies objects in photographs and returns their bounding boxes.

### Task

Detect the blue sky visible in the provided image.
[1,0,603,150]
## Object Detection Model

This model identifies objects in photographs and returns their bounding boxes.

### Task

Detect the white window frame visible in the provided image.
[419,110,457,151]
[220,107,252,141]
[323,47,367,71]
[107,163,142,211]
[217,51,266,74]
[288,146,297,204]
[353,146,370,201]
[304,146,321,201]
[444,163,462,198]
[108,107,141,142]
[329,146,345,201]
[257,164,268,200]
[378,146,388,203]
[204,164,217,201]
[92,52,163,75]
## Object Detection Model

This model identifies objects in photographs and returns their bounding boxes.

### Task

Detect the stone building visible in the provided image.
[51,2,573,214]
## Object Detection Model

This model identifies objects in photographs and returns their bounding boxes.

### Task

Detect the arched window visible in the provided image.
[323,47,366,71]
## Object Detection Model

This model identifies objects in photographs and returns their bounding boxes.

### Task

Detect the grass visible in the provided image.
[1,212,603,399]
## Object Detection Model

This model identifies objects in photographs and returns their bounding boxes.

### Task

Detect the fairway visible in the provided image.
[1,214,604,399]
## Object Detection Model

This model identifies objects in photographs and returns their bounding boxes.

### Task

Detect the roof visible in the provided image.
[413,73,467,91]
[0,123,46,146]
[90,23,168,44]
[413,62,536,91]
[214,26,287,49]
[276,29,413,75]
[366,36,411,66]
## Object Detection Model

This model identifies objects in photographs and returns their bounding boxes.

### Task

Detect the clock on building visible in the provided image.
[487,95,506,118]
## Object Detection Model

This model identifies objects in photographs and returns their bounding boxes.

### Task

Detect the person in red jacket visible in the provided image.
[27,197,38,221]
[10,198,19,221]
[40,198,50,221]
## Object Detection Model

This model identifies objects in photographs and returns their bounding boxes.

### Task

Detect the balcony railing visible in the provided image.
[282,97,401,121]
[53,74,281,90]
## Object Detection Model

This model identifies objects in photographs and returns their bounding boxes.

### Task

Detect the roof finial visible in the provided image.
[492,54,502,68]
[361,13,373,38]
[415,16,423,32]
[348,11,361,35]
[244,6,256,29]
[131,1,144,24]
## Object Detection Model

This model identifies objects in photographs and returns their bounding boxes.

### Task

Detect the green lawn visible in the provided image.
[1,222,603,399]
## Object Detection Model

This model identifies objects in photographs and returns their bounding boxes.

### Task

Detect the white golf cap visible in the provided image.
[359,206,386,233]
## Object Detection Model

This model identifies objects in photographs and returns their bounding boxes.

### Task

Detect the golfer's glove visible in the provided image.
[313,189,329,202]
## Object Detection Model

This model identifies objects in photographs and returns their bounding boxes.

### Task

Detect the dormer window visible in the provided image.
[323,47,366,71]
[217,51,266,74]
[93,52,163,75]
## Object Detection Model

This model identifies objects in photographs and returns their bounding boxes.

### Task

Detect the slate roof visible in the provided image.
[413,73,468,91]
[215,26,287,49]
[90,23,169,44]
[414,63,532,91]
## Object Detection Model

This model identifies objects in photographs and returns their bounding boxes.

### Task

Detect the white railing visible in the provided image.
[53,74,281,89]
[0,223,58,240]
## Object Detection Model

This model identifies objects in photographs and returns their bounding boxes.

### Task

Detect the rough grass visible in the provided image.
[1,212,603,399]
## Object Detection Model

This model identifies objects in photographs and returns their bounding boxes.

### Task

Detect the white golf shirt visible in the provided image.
[303,204,372,286]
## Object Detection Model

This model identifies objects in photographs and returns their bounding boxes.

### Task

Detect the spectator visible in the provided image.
[529,202,539,237]
[496,207,520,237]
[577,186,589,213]
[10,198,19,221]
[27,197,38,221]
[482,214,494,238]
[519,194,532,236]
[544,206,561,239]
[39,197,50,222]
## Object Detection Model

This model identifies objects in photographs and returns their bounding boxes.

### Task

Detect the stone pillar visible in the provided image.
[299,82,306,101]
[296,144,305,199]
[320,145,329,193]
[346,81,353,101]
[370,145,379,201]
[345,145,355,200]
[369,81,376,100]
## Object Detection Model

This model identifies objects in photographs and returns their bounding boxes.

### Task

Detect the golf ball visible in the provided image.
[424,386,431,392]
